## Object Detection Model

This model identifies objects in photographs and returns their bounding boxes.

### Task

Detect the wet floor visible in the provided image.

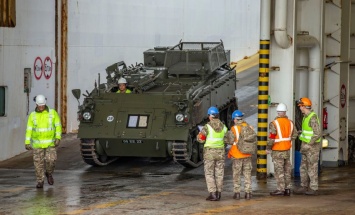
[2,68,355,214]
[1,133,355,215]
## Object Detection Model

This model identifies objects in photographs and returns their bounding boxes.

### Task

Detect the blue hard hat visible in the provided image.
[207,106,219,115]
[232,110,244,119]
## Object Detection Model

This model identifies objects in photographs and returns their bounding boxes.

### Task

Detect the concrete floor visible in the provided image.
[0,133,355,215]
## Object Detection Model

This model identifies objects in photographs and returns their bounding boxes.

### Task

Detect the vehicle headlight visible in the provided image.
[83,112,92,120]
[175,113,184,122]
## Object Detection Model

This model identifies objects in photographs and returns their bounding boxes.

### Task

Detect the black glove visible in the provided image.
[25,144,33,150]
[55,139,60,147]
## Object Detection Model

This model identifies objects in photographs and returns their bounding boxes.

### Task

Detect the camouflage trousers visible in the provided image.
[271,151,292,191]
[203,147,225,193]
[33,147,57,183]
[232,157,252,193]
[300,148,320,190]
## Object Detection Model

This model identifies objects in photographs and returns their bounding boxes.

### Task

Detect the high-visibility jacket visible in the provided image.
[25,107,62,149]
[117,89,131,93]
[204,124,227,148]
[271,118,293,151]
[228,122,252,159]
[299,112,321,143]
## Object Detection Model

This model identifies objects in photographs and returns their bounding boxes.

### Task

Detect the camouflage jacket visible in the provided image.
[223,120,250,145]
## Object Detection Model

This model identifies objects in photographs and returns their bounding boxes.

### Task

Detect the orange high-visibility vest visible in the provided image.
[271,118,293,151]
[228,122,252,159]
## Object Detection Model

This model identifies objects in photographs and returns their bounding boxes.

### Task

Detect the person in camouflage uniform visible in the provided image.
[197,106,227,201]
[224,110,255,200]
[267,103,298,196]
[25,95,62,188]
[293,97,321,195]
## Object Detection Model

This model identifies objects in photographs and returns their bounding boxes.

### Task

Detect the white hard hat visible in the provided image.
[118,77,127,84]
[276,103,287,112]
[35,94,47,106]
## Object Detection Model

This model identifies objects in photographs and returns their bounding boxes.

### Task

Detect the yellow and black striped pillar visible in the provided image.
[257,40,270,180]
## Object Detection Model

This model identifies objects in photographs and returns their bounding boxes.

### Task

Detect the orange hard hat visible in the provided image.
[298,97,312,107]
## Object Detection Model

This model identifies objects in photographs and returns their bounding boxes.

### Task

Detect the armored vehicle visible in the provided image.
[72,41,237,168]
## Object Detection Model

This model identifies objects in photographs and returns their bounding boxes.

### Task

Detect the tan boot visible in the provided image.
[216,192,221,201]
[206,192,218,201]
[46,172,54,185]
[36,181,44,188]
[270,190,285,196]
[305,189,318,196]
[233,192,240,200]
[245,192,252,200]
[293,186,307,195]
[284,189,291,196]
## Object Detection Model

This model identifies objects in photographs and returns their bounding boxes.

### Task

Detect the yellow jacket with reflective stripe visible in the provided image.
[299,112,321,143]
[116,89,131,93]
[204,124,227,148]
[25,107,62,148]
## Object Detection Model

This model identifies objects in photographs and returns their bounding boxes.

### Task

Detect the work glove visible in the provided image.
[54,139,60,147]
[25,144,33,150]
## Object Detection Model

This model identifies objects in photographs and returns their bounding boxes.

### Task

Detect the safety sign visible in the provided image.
[44,56,53,79]
[34,57,43,80]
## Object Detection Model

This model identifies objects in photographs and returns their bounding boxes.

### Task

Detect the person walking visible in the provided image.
[225,110,255,200]
[293,97,321,195]
[267,103,298,196]
[197,106,228,201]
[25,94,62,188]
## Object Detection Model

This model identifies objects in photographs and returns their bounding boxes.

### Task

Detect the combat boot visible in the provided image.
[270,190,285,196]
[46,172,54,185]
[36,181,44,188]
[233,192,240,200]
[305,189,318,196]
[293,186,307,195]
[206,192,218,201]
[284,189,291,196]
[216,192,221,201]
[245,192,252,200]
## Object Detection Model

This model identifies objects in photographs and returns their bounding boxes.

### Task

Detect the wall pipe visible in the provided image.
[297,34,321,115]
[297,48,309,98]
[60,0,68,133]
[257,0,271,180]
[274,0,292,49]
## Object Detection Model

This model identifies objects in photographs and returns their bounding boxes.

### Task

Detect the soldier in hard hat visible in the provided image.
[25,95,62,188]
[225,110,256,200]
[197,106,228,201]
[116,77,131,93]
[294,97,321,195]
[267,103,298,196]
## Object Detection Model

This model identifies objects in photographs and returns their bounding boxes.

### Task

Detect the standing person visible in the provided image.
[225,110,255,200]
[293,97,321,195]
[116,77,131,93]
[267,103,298,196]
[25,94,62,188]
[197,106,228,201]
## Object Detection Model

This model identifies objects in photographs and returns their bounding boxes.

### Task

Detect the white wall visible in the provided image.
[0,0,261,161]
[0,0,55,161]
[66,0,261,132]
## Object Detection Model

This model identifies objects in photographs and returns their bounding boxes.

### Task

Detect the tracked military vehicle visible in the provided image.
[72,41,237,168]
